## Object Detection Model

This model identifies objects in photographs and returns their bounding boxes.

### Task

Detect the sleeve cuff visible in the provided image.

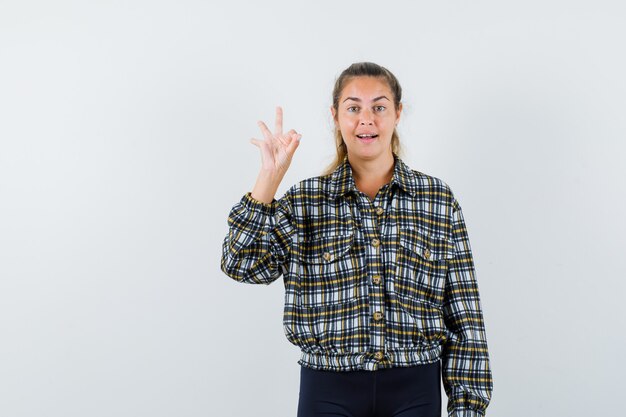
[448,409,485,417]
[241,192,277,215]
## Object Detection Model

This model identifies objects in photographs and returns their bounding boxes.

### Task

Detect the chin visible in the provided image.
[348,147,387,160]
[351,139,389,151]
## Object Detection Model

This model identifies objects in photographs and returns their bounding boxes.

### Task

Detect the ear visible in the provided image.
[330,106,340,129]
[395,102,403,124]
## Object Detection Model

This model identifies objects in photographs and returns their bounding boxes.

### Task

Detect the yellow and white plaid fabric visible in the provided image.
[221,153,493,417]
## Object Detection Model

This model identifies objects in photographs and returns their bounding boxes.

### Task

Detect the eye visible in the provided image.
[374,105,386,112]
[347,106,359,113]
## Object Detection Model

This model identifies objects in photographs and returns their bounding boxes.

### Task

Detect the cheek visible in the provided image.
[338,116,356,131]
[381,117,397,130]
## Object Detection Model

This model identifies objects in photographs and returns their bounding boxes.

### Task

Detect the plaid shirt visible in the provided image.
[221,153,493,417]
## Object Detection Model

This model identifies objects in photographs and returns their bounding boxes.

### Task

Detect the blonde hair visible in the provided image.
[321,62,405,176]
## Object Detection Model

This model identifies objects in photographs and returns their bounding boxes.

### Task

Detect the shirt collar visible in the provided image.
[328,152,418,199]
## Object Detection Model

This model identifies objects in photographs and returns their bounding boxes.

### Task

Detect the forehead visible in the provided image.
[340,76,392,100]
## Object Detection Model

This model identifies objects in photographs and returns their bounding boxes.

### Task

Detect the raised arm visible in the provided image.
[220,107,301,285]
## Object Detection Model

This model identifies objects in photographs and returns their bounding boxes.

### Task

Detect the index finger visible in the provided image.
[274,106,283,136]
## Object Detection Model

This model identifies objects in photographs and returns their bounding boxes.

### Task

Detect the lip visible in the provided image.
[356,133,378,142]
[356,135,377,143]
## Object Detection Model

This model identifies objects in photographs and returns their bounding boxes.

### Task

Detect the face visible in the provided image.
[331,76,402,162]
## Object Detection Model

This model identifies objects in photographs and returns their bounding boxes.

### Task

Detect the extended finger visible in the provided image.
[275,106,283,137]
[257,120,273,140]
[274,107,283,136]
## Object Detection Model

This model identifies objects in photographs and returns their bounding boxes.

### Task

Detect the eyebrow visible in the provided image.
[342,95,390,103]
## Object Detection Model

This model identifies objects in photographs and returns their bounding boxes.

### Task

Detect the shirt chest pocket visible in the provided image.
[295,232,364,308]
[394,228,455,309]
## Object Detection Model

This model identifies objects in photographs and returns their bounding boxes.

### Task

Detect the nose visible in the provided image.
[359,108,374,125]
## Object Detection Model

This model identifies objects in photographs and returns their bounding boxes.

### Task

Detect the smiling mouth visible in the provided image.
[356,134,378,139]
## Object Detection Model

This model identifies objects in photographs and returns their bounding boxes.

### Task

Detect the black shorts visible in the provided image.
[297,361,441,417]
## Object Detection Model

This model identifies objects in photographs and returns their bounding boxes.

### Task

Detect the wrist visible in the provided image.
[251,171,283,204]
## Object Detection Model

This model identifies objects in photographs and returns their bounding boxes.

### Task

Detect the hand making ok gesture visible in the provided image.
[250,106,302,178]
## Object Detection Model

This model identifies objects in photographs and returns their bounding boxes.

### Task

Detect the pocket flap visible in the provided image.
[296,233,355,264]
[399,228,455,261]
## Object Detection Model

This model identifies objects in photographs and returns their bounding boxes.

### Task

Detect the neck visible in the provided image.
[348,151,395,187]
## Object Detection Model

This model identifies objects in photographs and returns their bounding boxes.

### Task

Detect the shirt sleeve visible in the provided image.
[220,190,295,285]
[441,197,494,417]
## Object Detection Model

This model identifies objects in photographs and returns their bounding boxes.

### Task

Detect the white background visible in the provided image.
[1,1,624,416]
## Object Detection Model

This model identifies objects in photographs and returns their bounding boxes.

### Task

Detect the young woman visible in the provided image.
[221,62,493,417]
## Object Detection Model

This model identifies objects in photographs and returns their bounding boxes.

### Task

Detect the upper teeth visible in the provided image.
[358,134,375,138]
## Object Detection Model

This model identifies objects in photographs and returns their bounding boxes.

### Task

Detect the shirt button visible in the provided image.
[422,248,431,259]
[375,206,384,215]
[373,311,384,321]
[371,238,380,247]
[322,252,333,261]
[372,275,382,285]
[374,351,384,360]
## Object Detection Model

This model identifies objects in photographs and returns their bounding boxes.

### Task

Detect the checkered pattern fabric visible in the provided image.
[221,153,493,417]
